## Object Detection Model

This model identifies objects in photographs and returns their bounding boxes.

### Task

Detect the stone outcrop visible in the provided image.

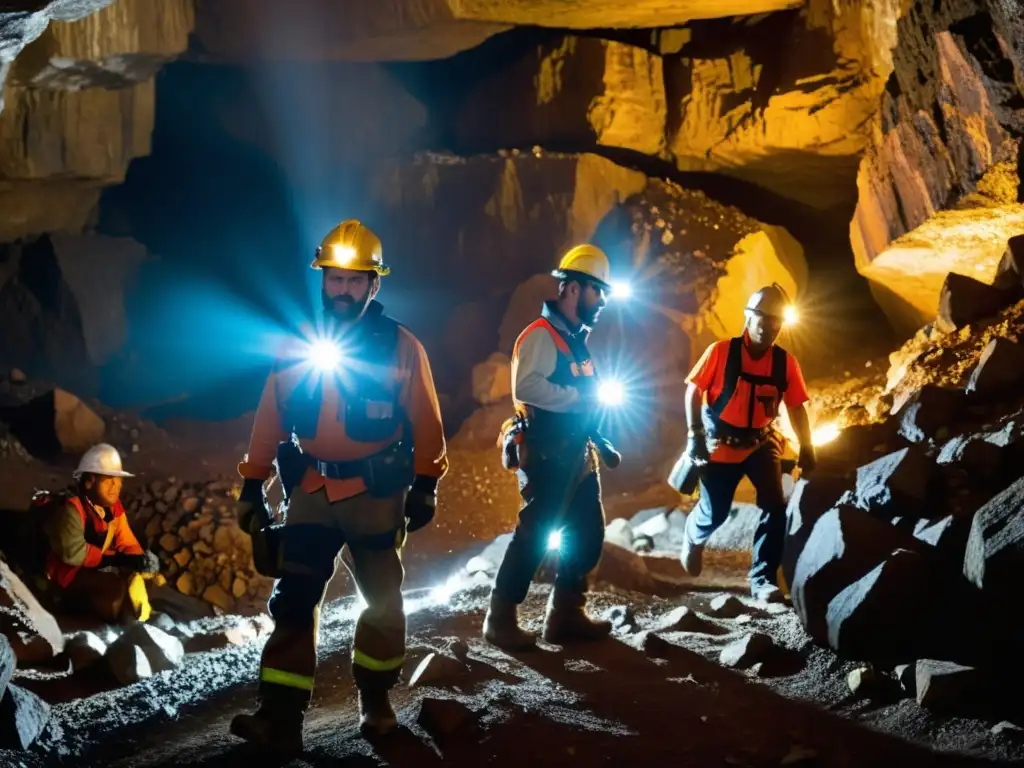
[0,0,193,240]
[8,0,193,89]
[666,10,889,210]
[850,1,1024,336]
[193,0,801,62]
[452,35,667,158]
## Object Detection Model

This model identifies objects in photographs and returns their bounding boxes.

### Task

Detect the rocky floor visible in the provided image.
[6,568,1024,767]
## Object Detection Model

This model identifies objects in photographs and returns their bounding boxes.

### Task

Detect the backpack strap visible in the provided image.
[771,346,789,395]
[708,338,744,417]
[514,317,572,358]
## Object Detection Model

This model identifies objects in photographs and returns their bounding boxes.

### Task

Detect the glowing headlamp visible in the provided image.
[598,380,626,406]
[609,281,632,300]
[783,305,799,326]
[306,338,342,371]
[331,244,356,264]
[547,529,563,551]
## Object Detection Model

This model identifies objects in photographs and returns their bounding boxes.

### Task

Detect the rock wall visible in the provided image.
[0,0,193,241]
[851,0,1024,336]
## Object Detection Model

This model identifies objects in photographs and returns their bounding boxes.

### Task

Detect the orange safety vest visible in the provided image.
[45,497,136,589]
[704,337,789,442]
[512,317,595,416]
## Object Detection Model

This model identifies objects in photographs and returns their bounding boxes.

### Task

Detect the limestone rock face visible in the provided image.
[0,0,194,240]
[9,0,194,89]
[453,36,667,158]
[193,0,801,62]
[850,0,1024,336]
[666,9,892,211]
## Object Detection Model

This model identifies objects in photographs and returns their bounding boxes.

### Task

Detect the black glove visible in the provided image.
[798,444,817,474]
[104,550,159,574]
[593,435,622,469]
[236,478,270,534]
[686,429,710,466]
[405,475,437,533]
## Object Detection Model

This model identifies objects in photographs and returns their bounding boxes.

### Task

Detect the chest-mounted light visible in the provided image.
[306,338,343,371]
[598,380,625,406]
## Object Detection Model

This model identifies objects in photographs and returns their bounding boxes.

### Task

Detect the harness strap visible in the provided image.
[708,338,789,428]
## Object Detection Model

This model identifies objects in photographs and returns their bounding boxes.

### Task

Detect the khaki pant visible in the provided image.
[258,486,406,709]
[60,569,152,624]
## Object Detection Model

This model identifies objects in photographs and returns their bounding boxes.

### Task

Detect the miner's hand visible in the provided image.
[798,444,818,474]
[686,430,711,467]
[236,478,270,534]
[405,476,437,533]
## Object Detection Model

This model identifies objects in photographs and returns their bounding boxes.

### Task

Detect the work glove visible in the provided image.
[405,475,437,533]
[686,429,711,467]
[236,478,270,535]
[798,444,818,474]
[104,550,160,574]
[593,435,622,469]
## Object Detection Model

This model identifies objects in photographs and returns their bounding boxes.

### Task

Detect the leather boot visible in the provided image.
[230,702,304,756]
[542,583,612,644]
[358,687,398,737]
[482,591,537,651]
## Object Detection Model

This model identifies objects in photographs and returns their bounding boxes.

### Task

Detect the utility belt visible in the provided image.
[703,408,773,450]
[498,410,598,471]
[311,441,415,499]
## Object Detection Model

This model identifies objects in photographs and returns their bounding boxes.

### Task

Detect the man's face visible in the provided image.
[746,311,783,347]
[86,474,122,507]
[577,280,608,326]
[322,268,377,321]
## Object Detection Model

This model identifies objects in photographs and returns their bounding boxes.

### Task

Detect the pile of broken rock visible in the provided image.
[781,251,1024,721]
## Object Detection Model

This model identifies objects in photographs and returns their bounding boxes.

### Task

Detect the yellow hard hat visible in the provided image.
[552,244,611,289]
[311,219,390,276]
[746,283,791,319]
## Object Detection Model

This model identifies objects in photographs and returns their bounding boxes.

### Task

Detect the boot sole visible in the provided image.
[483,631,537,652]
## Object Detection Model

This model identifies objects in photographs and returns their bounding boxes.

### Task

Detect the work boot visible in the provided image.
[230,704,304,756]
[358,688,398,737]
[680,515,705,577]
[751,580,786,604]
[483,592,537,651]
[542,584,612,644]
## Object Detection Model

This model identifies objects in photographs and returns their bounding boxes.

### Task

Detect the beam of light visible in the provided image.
[609,280,632,300]
[598,379,626,406]
[547,529,563,551]
[783,305,799,326]
[811,422,841,446]
[306,337,343,371]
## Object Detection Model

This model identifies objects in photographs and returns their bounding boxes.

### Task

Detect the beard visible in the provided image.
[322,290,367,323]
[579,299,601,327]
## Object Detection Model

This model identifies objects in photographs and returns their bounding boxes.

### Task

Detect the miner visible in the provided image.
[43,443,159,623]
[679,283,816,603]
[230,219,447,751]
[486,244,623,650]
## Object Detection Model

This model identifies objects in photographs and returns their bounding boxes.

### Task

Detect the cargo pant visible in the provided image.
[688,439,787,587]
[257,486,406,712]
[493,440,605,604]
[58,568,151,624]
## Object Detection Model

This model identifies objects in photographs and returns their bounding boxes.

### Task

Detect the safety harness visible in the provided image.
[704,337,789,445]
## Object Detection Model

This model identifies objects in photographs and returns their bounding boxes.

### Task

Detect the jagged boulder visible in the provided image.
[893,385,966,444]
[963,476,1024,658]
[782,475,854,590]
[790,505,924,643]
[824,548,930,663]
[471,353,512,405]
[0,683,51,751]
[966,337,1024,397]
[0,559,63,664]
[935,272,1017,335]
[851,446,937,521]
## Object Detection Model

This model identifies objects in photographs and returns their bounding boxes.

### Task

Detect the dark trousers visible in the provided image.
[689,441,787,586]
[494,455,606,604]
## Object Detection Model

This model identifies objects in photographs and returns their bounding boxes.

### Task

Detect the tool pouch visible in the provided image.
[362,441,415,499]
[498,415,527,470]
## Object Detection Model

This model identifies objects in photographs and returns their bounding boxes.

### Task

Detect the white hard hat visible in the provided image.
[73,443,134,479]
